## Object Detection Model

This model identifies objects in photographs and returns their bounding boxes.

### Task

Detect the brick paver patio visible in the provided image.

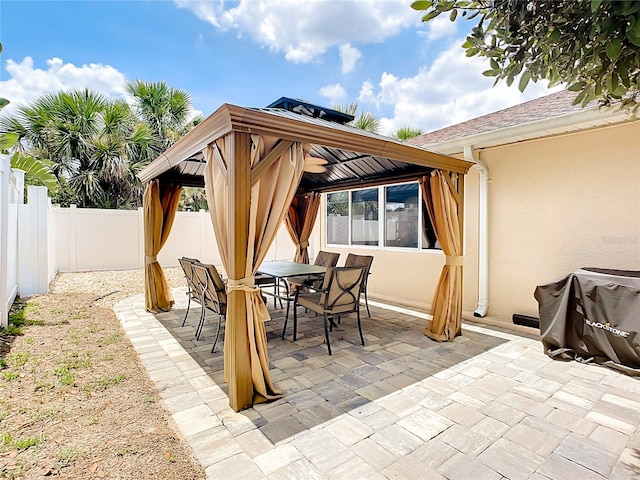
[114,288,640,479]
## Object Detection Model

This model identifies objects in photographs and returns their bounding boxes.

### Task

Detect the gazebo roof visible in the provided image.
[138,102,473,192]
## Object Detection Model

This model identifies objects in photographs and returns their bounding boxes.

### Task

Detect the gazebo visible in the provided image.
[138,99,473,412]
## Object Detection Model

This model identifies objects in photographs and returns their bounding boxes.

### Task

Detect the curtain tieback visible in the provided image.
[445,255,463,266]
[299,241,309,249]
[227,277,260,293]
[145,255,157,264]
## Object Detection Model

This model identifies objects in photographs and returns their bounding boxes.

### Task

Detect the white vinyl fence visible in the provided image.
[53,207,298,272]
[0,171,300,327]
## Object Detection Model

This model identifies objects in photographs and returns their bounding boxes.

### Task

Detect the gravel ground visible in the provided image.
[0,268,206,479]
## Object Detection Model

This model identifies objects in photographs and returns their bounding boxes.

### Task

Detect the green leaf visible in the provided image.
[0,133,18,150]
[482,69,499,77]
[567,81,586,92]
[435,1,455,12]
[0,98,9,110]
[484,49,502,57]
[10,153,59,194]
[591,0,603,12]
[573,88,588,105]
[449,9,458,21]
[605,39,622,60]
[518,71,531,92]
[626,15,640,46]
[410,0,433,10]
[465,47,479,57]
[609,72,619,93]
[421,9,441,22]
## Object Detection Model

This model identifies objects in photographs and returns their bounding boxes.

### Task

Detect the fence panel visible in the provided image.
[55,207,298,272]
[0,156,21,327]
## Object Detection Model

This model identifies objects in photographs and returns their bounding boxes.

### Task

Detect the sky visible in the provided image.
[0,0,561,136]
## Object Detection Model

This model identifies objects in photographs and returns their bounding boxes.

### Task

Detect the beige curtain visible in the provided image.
[143,180,182,312]
[284,192,321,264]
[203,134,307,408]
[420,170,463,342]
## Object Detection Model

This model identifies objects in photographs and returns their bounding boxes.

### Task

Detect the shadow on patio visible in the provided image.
[160,289,511,445]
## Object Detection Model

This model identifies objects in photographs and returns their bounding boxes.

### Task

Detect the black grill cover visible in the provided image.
[534,268,640,376]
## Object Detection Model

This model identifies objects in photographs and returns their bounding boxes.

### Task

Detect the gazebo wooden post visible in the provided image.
[226,131,254,411]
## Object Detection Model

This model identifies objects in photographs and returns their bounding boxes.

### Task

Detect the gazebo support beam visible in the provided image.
[226,131,253,411]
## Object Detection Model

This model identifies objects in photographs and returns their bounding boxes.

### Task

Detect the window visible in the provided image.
[351,188,378,246]
[385,184,418,248]
[326,191,349,245]
[326,182,440,250]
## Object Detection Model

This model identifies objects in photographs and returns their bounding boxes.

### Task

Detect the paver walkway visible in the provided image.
[114,289,640,479]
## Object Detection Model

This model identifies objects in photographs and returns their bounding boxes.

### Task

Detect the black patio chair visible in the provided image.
[178,257,203,327]
[192,263,227,353]
[287,264,367,355]
[345,253,374,317]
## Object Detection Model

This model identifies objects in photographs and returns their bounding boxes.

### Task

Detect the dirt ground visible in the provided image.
[0,268,206,479]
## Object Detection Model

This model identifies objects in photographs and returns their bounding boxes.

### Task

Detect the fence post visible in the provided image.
[47,205,59,283]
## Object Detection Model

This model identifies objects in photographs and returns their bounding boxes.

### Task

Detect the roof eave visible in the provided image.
[419,105,633,156]
[138,103,474,184]
[138,104,234,184]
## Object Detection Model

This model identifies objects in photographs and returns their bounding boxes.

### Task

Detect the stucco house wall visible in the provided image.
[478,120,639,321]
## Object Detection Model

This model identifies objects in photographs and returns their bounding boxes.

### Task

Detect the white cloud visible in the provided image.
[1,57,127,115]
[175,0,415,63]
[358,80,376,105]
[358,41,563,136]
[319,83,347,105]
[421,14,457,41]
[339,44,361,74]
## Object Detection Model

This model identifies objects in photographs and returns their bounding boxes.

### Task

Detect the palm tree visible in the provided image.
[392,126,423,141]
[1,89,107,177]
[125,80,193,151]
[0,89,157,208]
[333,102,381,134]
[1,81,197,209]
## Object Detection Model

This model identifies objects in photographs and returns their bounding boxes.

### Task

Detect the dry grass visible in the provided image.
[0,268,206,479]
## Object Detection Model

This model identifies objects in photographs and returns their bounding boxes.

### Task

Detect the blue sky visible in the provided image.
[1,0,559,135]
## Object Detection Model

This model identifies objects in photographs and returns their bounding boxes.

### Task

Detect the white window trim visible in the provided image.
[325,181,442,252]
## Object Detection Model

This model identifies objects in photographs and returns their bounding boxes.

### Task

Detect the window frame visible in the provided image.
[325,181,441,252]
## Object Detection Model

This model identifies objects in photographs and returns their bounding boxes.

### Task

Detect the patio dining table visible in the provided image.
[256,260,327,330]
[257,260,327,280]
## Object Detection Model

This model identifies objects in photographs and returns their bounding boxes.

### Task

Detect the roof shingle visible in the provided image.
[410,90,581,147]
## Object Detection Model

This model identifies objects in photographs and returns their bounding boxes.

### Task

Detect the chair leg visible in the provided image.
[181,294,192,327]
[284,297,290,326]
[364,290,371,317]
[323,313,332,355]
[357,308,364,346]
[281,304,290,340]
[211,314,223,353]
[196,307,206,340]
[293,303,298,341]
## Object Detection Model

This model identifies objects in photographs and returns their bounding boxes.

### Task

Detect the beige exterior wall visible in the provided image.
[318,120,640,325]
[480,120,640,322]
